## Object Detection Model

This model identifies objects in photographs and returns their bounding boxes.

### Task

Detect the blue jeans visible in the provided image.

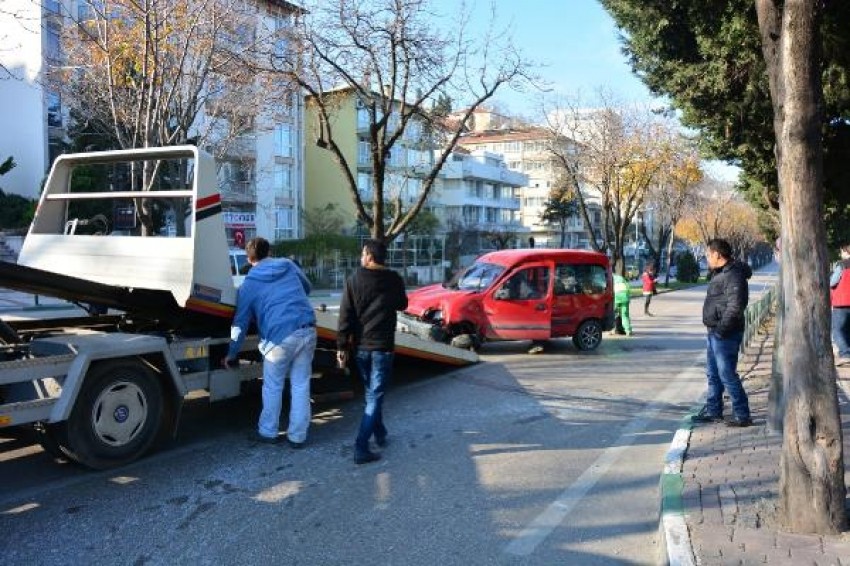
[833,307,850,357]
[354,349,394,454]
[704,330,750,420]
[258,327,317,442]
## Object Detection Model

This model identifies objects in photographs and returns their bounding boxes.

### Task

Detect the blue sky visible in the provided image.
[430,0,658,114]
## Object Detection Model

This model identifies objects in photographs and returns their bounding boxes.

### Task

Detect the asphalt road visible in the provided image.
[0,267,777,565]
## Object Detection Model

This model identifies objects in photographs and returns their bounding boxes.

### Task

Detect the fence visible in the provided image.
[742,284,776,352]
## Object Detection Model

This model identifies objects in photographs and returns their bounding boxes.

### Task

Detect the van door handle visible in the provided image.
[535,303,546,311]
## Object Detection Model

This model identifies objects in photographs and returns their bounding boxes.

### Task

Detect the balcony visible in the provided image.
[220,181,256,204]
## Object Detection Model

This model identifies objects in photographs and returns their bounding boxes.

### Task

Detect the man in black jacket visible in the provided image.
[337,239,408,464]
[693,238,753,427]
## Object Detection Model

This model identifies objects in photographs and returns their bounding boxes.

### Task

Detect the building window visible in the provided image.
[46,91,62,128]
[273,164,292,200]
[275,207,295,241]
[274,123,292,157]
[358,141,371,166]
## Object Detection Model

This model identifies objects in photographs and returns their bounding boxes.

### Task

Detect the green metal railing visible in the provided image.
[742,284,777,352]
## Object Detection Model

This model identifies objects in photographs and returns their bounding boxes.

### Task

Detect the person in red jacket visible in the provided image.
[641,264,658,316]
[830,243,850,366]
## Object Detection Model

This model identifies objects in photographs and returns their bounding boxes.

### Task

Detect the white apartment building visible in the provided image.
[432,148,528,241]
[0,0,64,200]
[458,123,603,249]
[0,0,305,246]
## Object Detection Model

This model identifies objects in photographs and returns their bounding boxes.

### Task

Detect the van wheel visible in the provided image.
[62,361,164,469]
[572,320,603,351]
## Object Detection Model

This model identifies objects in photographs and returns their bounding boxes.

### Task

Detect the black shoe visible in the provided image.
[725,417,753,428]
[692,408,722,423]
[287,439,306,450]
[375,435,388,448]
[252,432,282,444]
[354,450,382,465]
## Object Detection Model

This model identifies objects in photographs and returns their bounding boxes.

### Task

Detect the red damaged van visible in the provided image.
[400,249,615,351]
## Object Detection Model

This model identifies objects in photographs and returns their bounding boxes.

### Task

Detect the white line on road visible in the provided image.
[503,354,705,557]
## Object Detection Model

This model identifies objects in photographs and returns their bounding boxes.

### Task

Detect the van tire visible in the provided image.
[572,320,603,351]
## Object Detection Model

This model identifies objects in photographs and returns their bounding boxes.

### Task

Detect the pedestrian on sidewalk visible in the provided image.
[641,263,658,316]
[224,237,317,447]
[693,238,753,427]
[337,239,408,465]
[830,243,850,366]
[612,271,633,336]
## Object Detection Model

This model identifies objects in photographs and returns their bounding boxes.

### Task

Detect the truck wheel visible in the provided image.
[63,361,164,469]
[572,320,603,351]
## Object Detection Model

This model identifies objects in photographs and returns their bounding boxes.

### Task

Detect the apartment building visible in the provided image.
[432,148,528,248]
[0,0,305,246]
[457,123,603,249]
[0,0,64,199]
[303,87,434,231]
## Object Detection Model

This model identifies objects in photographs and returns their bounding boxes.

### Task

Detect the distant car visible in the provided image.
[229,249,250,287]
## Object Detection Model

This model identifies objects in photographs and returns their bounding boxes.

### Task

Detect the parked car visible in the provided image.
[400,249,614,351]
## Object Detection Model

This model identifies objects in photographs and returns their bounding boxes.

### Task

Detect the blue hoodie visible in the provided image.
[227,258,315,359]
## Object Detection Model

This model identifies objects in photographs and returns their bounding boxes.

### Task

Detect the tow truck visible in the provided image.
[0,146,476,469]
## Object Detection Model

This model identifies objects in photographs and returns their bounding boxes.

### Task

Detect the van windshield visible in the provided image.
[448,262,505,291]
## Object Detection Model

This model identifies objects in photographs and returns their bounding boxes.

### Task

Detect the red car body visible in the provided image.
[403,249,615,350]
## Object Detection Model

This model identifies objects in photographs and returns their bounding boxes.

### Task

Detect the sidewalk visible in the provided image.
[663,323,850,564]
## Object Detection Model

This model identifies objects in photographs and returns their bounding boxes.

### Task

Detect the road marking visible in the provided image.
[504,355,704,556]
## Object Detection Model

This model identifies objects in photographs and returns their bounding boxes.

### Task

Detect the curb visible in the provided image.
[659,406,700,566]
[661,369,850,566]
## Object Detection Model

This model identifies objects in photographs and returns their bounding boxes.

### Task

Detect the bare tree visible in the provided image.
[756,0,846,533]
[542,91,668,274]
[50,0,291,234]
[268,0,532,243]
[643,132,703,283]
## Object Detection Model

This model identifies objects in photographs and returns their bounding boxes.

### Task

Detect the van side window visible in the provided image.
[502,267,550,300]
[555,264,607,295]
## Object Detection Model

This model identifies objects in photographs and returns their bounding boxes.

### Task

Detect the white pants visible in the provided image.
[258,327,317,442]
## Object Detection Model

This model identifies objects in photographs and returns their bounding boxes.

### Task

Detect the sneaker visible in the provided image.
[625,331,633,336]
[354,450,382,465]
[287,439,306,450]
[375,435,388,448]
[692,408,722,423]
[725,417,753,428]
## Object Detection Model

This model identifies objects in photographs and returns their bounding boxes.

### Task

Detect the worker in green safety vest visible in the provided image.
[612,272,633,336]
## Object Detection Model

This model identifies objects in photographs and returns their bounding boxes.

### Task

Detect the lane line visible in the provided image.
[504,354,705,557]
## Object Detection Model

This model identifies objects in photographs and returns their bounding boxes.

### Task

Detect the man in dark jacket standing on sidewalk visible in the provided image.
[693,238,753,427]
[337,239,408,464]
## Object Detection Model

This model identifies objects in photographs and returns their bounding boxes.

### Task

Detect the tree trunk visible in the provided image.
[757,0,847,534]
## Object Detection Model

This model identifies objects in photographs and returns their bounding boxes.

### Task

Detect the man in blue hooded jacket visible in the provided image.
[224,237,317,446]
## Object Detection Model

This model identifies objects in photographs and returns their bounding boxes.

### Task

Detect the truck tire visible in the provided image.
[63,361,164,469]
[572,320,603,351]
